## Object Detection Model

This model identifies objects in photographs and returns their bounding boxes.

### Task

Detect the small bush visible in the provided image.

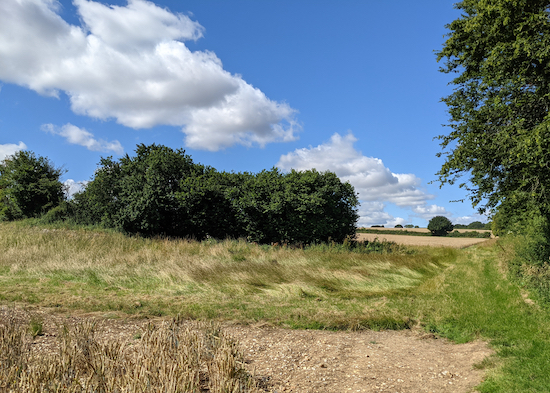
[38,201,74,224]
[394,224,403,228]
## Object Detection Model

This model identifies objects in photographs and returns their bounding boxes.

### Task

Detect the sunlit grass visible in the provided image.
[389,239,550,391]
[0,222,454,329]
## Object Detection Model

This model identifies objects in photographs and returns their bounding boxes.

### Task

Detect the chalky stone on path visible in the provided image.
[229,325,491,392]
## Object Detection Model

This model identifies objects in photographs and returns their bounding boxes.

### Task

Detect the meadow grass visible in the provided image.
[0,222,452,329]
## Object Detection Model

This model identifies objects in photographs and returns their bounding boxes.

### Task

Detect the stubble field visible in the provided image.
[355,233,492,248]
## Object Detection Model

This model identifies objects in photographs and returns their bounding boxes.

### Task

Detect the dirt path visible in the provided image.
[229,326,491,393]
[19,308,492,393]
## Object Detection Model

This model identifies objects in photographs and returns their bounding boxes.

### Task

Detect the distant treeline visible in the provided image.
[40,144,359,244]
[453,221,491,230]
[357,228,491,238]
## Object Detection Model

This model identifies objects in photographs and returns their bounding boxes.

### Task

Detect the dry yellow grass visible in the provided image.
[0,222,454,329]
[0,307,258,392]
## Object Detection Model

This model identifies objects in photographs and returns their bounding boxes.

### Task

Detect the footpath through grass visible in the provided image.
[392,241,550,392]
[2,222,550,391]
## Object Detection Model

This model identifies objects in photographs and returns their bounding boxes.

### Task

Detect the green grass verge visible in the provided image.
[390,241,550,391]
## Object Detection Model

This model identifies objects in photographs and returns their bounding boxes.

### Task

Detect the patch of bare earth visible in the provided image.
[14,308,492,393]
[230,327,491,393]
[355,233,491,248]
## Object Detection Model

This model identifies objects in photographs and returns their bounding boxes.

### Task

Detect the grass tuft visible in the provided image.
[28,315,43,338]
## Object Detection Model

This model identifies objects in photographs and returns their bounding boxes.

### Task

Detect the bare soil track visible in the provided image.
[18,308,492,393]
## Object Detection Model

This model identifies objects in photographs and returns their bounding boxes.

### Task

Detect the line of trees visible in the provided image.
[453,221,490,230]
[436,0,550,235]
[0,144,359,244]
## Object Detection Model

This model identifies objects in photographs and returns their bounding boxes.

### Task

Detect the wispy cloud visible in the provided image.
[42,123,123,154]
[0,141,27,161]
[0,0,298,151]
[277,132,449,226]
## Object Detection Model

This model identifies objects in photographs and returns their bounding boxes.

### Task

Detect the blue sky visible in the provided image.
[0,0,486,227]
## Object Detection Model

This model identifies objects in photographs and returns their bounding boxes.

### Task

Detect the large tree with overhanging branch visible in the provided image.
[436,0,550,223]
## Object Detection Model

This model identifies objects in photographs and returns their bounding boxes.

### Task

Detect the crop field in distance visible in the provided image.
[355,232,491,248]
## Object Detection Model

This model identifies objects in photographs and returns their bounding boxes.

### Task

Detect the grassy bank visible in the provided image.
[0,222,451,330]
[391,240,550,391]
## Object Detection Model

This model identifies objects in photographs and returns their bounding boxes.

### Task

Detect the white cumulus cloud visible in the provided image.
[64,179,87,197]
[0,0,298,150]
[277,133,449,226]
[356,202,406,228]
[42,123,123,154]
[412,204,451,221]
[0,142,27,161]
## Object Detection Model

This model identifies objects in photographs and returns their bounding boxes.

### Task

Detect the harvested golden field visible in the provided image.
[360,227,492,234]
[356,233,492,248]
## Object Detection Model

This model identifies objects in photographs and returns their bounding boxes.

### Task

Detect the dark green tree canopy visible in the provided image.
[427,216,454,236]
[436,0,550,217]
[223,168,359,244]
[73,144,359,243]
[0,150,65,220]
[74,144,200,237]
[454,221,487,229]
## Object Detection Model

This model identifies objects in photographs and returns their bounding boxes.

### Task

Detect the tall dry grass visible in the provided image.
[0,307,258,392]
[0,222,454,329]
